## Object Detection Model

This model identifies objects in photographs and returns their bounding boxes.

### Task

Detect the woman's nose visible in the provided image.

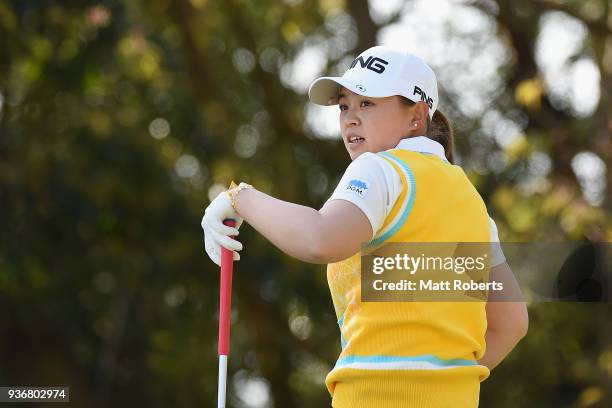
[344,111,360,127]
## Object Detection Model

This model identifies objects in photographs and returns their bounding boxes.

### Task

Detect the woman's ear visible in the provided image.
[414,101,430,124]
[409,102,430,132]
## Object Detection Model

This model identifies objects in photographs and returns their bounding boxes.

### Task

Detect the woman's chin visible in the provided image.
[346,143,368,160]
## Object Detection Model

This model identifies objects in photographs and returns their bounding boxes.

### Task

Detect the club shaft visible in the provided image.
[218,355,227,408]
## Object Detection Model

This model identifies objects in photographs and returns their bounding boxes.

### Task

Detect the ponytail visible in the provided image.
[428,110,455,164]
[400,97,455,164]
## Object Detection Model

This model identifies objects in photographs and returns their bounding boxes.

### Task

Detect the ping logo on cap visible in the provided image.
[413,86,434,109]
[349,56,389,74]
[345,178,370,198]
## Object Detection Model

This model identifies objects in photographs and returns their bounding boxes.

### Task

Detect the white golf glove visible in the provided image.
[201,191,243,266]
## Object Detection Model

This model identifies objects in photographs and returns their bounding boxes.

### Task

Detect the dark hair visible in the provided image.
[400,97,455,164]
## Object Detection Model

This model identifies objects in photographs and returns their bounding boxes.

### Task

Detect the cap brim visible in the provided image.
[308,77,344,105]
[308,76,397,106]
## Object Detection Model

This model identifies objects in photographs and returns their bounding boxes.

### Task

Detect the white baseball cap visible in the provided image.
[308,46,439,119]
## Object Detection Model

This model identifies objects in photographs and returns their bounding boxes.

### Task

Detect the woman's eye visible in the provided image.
[339,104,348,111]
[360,100,372,107]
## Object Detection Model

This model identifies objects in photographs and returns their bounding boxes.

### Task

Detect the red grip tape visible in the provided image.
[218,219,236,356]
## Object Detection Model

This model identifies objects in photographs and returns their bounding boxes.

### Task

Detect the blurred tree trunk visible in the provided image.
[495,0,577,181]
[347,0,377,52]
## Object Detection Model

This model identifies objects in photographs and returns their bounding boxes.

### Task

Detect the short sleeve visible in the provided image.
[489,217,506,267]
[325,152,400,240]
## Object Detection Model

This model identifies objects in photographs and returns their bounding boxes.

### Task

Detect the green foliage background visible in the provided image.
[0,0,611,407]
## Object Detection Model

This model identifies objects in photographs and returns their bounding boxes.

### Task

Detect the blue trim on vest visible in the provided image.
[334,354,478,368]
[338,315,347,350]
[367,151,416,247]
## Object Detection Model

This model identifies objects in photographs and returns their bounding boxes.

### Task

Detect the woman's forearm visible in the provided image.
[478,326,526,370]
[234,187,326,263]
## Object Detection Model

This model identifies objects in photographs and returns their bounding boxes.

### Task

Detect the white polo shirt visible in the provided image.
[326,136,506,267]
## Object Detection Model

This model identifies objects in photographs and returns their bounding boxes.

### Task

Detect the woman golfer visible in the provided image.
[202,46,528,407]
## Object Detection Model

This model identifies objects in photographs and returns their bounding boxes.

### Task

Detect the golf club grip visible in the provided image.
[218,219,236,356]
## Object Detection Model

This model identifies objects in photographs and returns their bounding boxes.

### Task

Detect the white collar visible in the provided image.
[392,136,447,161]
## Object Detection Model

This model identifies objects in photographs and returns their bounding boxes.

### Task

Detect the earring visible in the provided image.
[413,123,418,127]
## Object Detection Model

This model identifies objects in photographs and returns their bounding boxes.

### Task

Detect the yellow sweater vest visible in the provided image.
[326,149,491,408]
